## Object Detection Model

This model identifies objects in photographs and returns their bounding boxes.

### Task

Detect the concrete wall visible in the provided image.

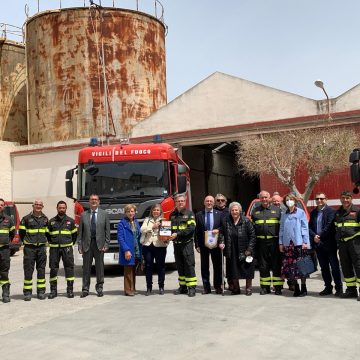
[12,148,79,218]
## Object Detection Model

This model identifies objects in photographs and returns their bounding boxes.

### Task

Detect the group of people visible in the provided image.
[0,188,359,302]
[191,190,360,300]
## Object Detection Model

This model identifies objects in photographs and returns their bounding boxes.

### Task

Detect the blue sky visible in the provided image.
[1,0,359,101]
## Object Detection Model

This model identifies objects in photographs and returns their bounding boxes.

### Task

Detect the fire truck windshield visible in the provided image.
[79,160,169,200]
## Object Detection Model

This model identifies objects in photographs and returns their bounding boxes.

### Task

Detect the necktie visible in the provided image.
[91,211,96,238]
[206,211,211,231]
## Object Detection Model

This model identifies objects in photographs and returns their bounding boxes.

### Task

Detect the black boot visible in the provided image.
[37,291,46,300]
[188,287,196,297]
[260,286,270,295]
[67,281,74,298]
[274,286,282,295]
[24,291,32,301]
[173,285,188,295]
[2,283,10,303]
[159,287,164,295]
[145,287,152,296]
[293,283,301,297]
[48,282,57,299]
[340,287,358,299]
[299,284,307,297]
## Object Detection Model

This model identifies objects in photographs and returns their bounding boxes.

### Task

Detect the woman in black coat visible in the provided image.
[219,202,256,295]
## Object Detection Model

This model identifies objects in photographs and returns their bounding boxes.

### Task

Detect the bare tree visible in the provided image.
[237,126,358,203]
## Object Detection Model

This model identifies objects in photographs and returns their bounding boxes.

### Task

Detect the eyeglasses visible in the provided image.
[315,198,326,200]
[216,199,226,203]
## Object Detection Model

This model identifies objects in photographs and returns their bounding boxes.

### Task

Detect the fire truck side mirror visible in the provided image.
[65,168,76,200]
[177,175,187,194]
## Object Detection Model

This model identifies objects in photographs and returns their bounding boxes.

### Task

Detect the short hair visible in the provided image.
[283,193,297,207]
[33,199,44,206]
[259,190,270,198]
[174,194,186,201]
[57,200,67,208]
[124,204,137,213]
[340,190,352,198]
[89,194,99,200]
[229,201,242,212]
[215,193,227,201]
[150,204,163,218]
[315,192,327,198]
[0,198,5,203]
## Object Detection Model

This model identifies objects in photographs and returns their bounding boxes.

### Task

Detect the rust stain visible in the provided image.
[26,8,166,144]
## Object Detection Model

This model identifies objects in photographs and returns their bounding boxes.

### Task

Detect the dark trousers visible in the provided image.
[23,245,47,294]
[200,246,222,290]
[316,246,342,290]
[142,244,167,288]
[174,241,197,288]
[257,238,283,288]
[0,246,10,285]
[338,237,360,289]
[82,238,104,292]
[49,247,75,283]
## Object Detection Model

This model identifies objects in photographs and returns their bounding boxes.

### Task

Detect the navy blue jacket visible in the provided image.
[195,209,222,248]
[309,205,336,251]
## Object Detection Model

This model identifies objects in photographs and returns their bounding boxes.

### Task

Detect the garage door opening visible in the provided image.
[181,142,260,213]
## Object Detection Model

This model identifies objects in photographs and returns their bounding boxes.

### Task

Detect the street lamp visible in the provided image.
[314,79,332,120]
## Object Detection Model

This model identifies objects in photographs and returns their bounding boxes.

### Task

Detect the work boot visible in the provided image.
[2,283,10,303]
[340,287,358,299]
[188,287,196,297]
[299,284,307,297]
[67,281,74,298]
[274,286,282,295]
[173,285,188,295]
[260,286,270,295]
[48,282,57,299]
[37,291,46,300]
[24,291,32,302]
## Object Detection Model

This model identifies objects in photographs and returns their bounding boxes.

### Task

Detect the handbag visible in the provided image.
[296,254,316,276]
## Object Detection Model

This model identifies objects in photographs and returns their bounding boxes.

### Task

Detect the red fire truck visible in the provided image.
[65,139,189,265]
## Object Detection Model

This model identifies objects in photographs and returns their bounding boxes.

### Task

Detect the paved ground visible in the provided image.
[1,249,359,360]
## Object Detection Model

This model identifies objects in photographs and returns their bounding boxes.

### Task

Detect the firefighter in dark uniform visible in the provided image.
[47,200,77,299]
[251,190,283,295]
[19,199,49,301]
[170,194,197,297]
[334,191,360,300]
[0,198,15,303]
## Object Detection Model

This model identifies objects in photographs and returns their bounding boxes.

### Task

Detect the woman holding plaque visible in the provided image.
[117,204,141,296]
[140,204,168,295]
[219,202,256,295]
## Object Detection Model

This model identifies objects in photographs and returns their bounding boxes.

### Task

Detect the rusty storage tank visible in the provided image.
[25,6,167,144]
[0,36,27,145]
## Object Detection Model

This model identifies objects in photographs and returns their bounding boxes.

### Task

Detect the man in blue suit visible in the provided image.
[195,195,223,294]
[309,192,342,296]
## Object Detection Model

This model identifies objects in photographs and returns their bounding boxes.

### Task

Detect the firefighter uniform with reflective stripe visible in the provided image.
[170,208,197,291]
[251,205,283,291]
[19,212,49,296]
[48,214,77,293]
[334,205,360,292]
[0,214,15,292]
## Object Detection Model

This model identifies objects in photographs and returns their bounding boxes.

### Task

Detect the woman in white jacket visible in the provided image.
[140,204,168,295]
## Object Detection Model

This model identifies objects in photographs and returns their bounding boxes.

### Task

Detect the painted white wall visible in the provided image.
[12,148,79,218]
[0,140,19,200]
[132,72,318,138]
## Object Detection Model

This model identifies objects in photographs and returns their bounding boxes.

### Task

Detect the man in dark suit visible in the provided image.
[195,195,223,294]
[77,194,110,298]
[309,192,342,296]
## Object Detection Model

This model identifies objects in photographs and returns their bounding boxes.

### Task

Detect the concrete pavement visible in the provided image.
[1,249,359,360]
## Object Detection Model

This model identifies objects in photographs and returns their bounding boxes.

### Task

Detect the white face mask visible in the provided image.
[286,200,295,208]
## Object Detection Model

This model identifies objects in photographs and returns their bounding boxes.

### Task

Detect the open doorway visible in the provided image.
[181,142,260,213]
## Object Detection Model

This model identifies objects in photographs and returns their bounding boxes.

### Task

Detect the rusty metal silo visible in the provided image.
[25,6,167,144]
[0,27,27,145]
